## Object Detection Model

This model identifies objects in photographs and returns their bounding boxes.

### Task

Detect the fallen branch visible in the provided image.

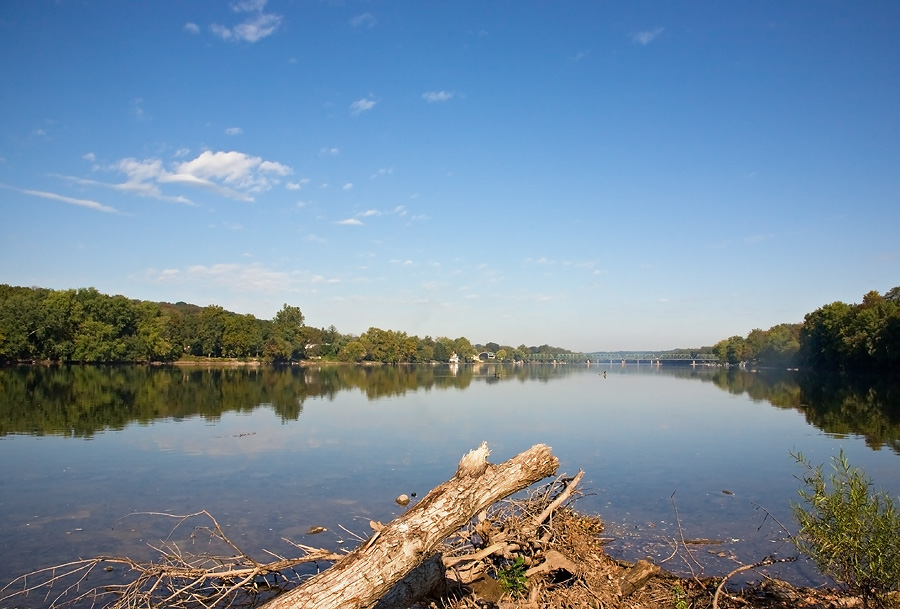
[261,442,559,609]
[712,556,797,609]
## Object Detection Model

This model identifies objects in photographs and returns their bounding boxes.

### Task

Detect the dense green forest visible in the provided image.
[2,284,897,370]
[0,284,567,365]
[711,287,900,371]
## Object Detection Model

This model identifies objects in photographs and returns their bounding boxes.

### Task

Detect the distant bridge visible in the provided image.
[522,352,718,364]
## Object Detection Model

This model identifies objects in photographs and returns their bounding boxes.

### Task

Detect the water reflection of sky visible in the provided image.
[2,364,899,597]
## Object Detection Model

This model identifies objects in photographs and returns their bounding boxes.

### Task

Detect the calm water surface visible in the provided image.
[1,363,899,599]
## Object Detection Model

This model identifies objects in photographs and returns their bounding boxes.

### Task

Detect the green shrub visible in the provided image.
[672,583,691,609]
[791,450,900,608]
[496,556,528,598]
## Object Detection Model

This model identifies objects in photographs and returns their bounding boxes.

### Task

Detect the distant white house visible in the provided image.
[449,352,460,364]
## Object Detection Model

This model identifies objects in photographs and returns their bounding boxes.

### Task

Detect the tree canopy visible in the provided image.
[712,287,900,371]
[0,285,534,365]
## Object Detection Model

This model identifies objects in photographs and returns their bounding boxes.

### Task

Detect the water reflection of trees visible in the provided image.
[706,368,900,454]
[0,364,577,437]
[15,364,896,451]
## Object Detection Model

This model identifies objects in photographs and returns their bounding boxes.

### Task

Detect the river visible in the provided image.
[1,362,898,603]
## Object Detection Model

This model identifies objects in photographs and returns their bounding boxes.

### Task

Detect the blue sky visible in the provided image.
[1,1,898,351]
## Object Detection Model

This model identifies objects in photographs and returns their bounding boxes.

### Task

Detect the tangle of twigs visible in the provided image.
[0,510,343,609]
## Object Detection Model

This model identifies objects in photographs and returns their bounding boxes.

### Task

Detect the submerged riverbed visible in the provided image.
[1,363,899,600]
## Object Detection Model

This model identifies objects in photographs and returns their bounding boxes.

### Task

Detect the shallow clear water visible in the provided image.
[1,363,898,601]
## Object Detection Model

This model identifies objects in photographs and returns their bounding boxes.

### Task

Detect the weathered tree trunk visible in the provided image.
[261,442,559,609]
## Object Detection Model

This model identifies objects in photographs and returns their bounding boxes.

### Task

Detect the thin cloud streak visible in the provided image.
[147,261,331,293]
[1,183,120,213]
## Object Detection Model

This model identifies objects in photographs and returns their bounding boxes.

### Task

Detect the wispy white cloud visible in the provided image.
[337,218,363,226]
[633,27,663,45]
[569,50,588,62]
[61,149,292,205]
[232,0,267,11]
[342,183,353,190]
[225,127,243,135]
[320,147,340,157]
[83,152,96,162]
[371,167,393,178]
[61,157,194,204]
[160,172,251,201]
[350,97,376,116]
[422,90,454,103]
[184,22,200,34]
[147,261,327,293]
[211,0,282,42]
[286,179,309,190]
[131,98,145,120]
[1,183,120,214]
[350,12,376,28]
[172,150,292,196]
[359,209,380,217]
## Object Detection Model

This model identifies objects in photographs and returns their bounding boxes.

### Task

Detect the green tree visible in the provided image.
[714,335,748,365]
[265,304,305,362]
[433,338,450,362]
[416,336,435,362]
[0,286,45,360]
[73,319,119,362]
[338,340,366,362]
[758,323,801,367]
[362,327,401,363]
[222,314,263,358]
[452,337,476,362]
[39,288,79,361]
[800,301,860,370]
[134,301,177,362]
[198,305,226,358]
[319,325,341,358]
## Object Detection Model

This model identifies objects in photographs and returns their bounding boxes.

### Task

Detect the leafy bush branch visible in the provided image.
[791,450,900,608]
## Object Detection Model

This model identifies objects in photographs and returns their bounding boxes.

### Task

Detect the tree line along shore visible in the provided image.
[1,283,898,371]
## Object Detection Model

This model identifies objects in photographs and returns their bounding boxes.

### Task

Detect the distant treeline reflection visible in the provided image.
[0,363,564,437]
[704,368,900,454]
[2,365,898,454]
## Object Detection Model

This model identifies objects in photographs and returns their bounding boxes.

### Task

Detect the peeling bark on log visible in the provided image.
[261,442,559,609]
[372,553,446,609]
[618,559,659,597]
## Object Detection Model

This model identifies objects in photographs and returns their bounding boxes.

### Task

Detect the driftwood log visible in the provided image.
[261,442,559,609]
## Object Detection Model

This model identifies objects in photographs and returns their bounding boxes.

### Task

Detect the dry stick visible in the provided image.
[1,525,344,609]
[659,538,680,564]
[670,491,704,579]
[749,501,795,539]
[443,541,514,567]
[712,556,795,609]
[526,470,585,535]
